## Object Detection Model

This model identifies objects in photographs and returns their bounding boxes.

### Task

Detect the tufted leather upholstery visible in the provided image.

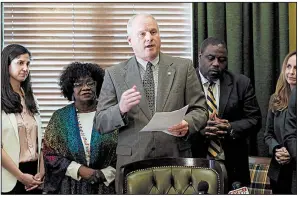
[119,157,227,194]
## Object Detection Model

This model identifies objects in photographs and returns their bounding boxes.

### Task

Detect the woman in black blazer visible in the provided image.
[264,51,296,194]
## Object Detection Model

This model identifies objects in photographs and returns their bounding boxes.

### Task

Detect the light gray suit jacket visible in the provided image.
[95,52,208,170]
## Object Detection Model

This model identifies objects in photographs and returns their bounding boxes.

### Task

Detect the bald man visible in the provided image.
[94,14,208,193]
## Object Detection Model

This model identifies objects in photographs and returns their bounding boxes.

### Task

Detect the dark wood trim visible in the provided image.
[192,2,199,69]
[249,156,271,165]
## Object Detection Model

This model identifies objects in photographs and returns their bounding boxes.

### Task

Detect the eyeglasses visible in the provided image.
[73,80,96,88]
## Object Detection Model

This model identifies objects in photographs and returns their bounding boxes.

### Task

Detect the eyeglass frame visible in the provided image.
[73,80,97,88]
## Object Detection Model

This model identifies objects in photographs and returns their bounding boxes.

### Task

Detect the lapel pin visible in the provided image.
[167,72,171,75]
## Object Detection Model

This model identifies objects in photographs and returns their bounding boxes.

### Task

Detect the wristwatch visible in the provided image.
[88,170,106,184]
[229,128,235,139]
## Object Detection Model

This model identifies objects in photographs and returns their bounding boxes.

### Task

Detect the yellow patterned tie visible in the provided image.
[207,82,222,158]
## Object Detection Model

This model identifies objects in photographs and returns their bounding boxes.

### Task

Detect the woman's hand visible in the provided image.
[78,165,96,180]
[18,173,43,189]
[275,147,291,165]
[25,172,45,191]
[33,172,45,181]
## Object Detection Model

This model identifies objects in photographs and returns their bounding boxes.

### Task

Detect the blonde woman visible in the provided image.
[264,51,296,194]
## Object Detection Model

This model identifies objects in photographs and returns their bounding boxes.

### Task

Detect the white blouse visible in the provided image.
[65,111,115,186]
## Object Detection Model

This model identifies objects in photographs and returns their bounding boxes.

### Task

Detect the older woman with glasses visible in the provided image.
[43,62,117,194]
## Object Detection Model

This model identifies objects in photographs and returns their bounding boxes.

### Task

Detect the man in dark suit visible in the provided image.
[94,14,208,193]
[283,86,297,194]
[191,37,262,191]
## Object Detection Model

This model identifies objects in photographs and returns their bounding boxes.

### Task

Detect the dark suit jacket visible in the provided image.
[191,69,262,188]
[283,86,297,194]
[264,105,287,157]
[264,105,294,183]
[95,52,208,171]
[283,86,297,162]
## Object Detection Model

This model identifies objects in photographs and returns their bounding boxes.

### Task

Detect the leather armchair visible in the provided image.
[119,157,227,194]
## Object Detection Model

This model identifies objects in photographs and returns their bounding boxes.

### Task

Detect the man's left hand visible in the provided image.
[168,120,189,137]
[214,118,231,135]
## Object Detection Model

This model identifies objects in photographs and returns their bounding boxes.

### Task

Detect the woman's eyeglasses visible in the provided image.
[73,80,96,88]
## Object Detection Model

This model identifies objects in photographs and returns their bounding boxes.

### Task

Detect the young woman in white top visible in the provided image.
[1,44,44,194]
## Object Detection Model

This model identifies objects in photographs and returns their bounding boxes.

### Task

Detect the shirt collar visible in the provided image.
[136,54,160,70]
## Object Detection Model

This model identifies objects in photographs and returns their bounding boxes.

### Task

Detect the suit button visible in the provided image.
[151,147,155,151]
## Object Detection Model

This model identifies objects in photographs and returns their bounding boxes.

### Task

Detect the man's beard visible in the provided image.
[208,69,222,81]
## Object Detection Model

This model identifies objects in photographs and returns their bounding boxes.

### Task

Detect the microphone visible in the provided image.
[196,180,209,194]
[228,181,249,194]
[232,181,242,190]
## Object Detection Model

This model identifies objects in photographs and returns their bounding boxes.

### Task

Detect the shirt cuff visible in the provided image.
[66,161,82,181]
[101,166,116,186]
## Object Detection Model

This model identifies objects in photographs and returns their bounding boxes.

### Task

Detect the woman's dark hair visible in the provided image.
[1,44,38,114]
[59,62,105,101]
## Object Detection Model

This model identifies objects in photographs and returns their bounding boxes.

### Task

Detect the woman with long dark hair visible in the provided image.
[264,51,296,194]
[2,44,44,194]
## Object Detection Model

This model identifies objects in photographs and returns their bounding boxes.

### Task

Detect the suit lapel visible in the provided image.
[219,72,233,117]
[156,53,176,112]
[124,57,152,120]
[8,113,19,144]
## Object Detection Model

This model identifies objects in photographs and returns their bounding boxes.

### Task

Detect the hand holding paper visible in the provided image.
[140,105,189,136]
[168,120,189,137]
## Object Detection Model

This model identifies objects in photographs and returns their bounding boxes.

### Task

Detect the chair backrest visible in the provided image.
[119,157,226,194]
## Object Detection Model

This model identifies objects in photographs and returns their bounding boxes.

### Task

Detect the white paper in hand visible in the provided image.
[140,105,189,136]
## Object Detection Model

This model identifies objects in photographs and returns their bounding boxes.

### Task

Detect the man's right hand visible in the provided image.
[203,120,219,137]
[119,85,141,114]
[203,119,227,137]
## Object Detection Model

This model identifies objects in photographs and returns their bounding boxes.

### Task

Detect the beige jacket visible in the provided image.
[1,98,42,192]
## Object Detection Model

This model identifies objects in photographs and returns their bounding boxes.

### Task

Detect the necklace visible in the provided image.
[76,108,91,164]
[75,102,97,113]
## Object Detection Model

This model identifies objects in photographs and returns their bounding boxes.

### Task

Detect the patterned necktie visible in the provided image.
[143,62,155,115]
[207,82,223,159]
